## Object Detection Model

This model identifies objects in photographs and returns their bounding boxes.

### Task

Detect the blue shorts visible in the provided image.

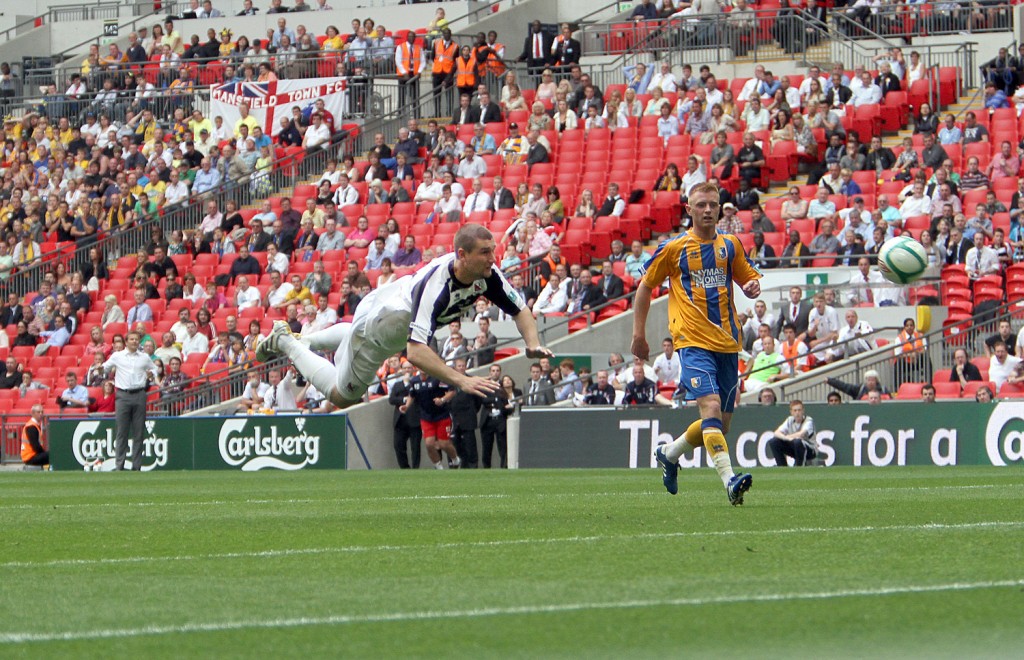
[677,347,739,413]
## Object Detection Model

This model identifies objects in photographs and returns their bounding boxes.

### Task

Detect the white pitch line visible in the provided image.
[2,520,1021,570]
[3,483,1018,511]
[2,578,1022,645]
[0,494,512,510]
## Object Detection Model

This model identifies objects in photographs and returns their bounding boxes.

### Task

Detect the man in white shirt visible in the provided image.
[989,341,1022,392]
[851,71,883,107]
[102,330,160,471]
[780,75,801,108]
[743,300,775,339]
[170,308,192,343]
[741,97,770,131]
[737,65,766,101]
[180,321,209,359]
[965,232,1000,280]
[414,170,443,204]
[704,76,723,109]
[846,257,886,305]
[835,309,876,359]
[898,181,932,220]
[238,372,271,413]
[263,367,302,412]
[302,113,331,151]
[163,169,190,206]
[265,270,294,309]
[806,292,840,363]
[456,145,487,179]
[332,173,359,206]
[647,61,677,93]
[234,276,261,310]
[532,273,567,316]
[265,242,290,275]
[308,295,338,333]
[652,337,681,384]
[462,178,492,216]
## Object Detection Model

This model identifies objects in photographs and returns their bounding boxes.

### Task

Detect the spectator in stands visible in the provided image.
[827,369,891,401]
[974,385,995,402]
[807,187,836,223]
[983,81,1009,110]
[985,320,1018,358]
[965,232,1000,280]
[595,183,625,218]
[744,336,791,394]
[809,218,840,256]
[990,341,1022,392]
[735,132,766,190]
[582,369,616,406]
[987,141,1021,181]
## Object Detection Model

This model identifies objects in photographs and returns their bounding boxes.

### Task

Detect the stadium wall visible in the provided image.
[513,404,1024,469]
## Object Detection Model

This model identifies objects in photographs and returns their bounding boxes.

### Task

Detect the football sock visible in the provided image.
[277,334,339,400]
[663,419,703,462]
[302,322,350,352]
[701,418,735,487]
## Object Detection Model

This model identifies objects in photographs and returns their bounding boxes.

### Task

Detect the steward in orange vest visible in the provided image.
[396,31,425,109]
[21,405,48,467]
[430,29,458,116]
[455,46,478,96]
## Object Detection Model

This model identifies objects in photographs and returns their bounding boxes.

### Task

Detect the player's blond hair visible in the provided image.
[689,181,720,197]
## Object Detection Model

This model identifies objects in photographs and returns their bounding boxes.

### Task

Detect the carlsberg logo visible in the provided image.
[218,418,321,470]
[71,420,169,471]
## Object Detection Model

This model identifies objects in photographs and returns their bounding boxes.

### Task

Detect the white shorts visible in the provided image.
[333,288,411,400]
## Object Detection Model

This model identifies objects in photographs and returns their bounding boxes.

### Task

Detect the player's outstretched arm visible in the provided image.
[407,340,501,397]
[512,308,554,359]
[631,282,653,362]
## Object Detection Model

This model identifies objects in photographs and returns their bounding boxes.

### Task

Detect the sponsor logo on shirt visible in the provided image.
[691,267,727,289]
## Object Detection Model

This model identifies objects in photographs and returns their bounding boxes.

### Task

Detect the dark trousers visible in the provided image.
[25,451,49,466]
[432,73,452,117]
[768,436,814,466]
[393,423,422,469]
[398,75,420,116]
[479,417,507,468]
[114,389,148,470]
[451,425,479,468]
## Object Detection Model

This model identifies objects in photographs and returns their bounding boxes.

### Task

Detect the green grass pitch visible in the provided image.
[1,467,1022,658]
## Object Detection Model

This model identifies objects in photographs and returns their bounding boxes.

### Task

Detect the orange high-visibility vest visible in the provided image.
[432,40,457,75]
[396,43,422,76]
[485,42,505,76]
[780,340,807,372]
[21,417,42,463]
[897,330,924,357]
[455,55,477,88]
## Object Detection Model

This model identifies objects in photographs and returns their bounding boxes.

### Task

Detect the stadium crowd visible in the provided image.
[2,1,1023,470]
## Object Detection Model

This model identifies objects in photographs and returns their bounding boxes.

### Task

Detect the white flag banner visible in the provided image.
[210,78,348,137]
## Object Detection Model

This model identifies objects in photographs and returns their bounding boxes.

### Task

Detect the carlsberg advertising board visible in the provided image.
[48,415,346,471]
[518,403,1024,469]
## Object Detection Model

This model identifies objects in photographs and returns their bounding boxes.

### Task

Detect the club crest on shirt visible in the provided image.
[690,376,701,388]
[717,246,727,260]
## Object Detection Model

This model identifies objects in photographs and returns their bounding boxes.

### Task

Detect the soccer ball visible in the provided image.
[877,236,928,285]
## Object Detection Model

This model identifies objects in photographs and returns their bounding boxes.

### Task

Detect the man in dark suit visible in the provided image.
[568,268,607,314]
[598,260,624,299]
[452,93,478,126]
[525,130,549,171]
[510,272,537,309]
[945,228,971,265]
[774,286,812,338]
[246,219,272,252]
[229,244,262,283]
[388,362,422,469]
[517,20,553,79]
[446,357,482,468]
[492,175,515,210]
[524,362,555,406]
[475,90,503,124]
[835,231,867,267]
[550,23,581,73]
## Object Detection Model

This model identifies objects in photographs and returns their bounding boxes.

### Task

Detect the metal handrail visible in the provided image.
[770,295,1024,403]
[0,15,44,44]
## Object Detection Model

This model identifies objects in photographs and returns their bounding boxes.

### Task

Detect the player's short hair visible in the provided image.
[454,223,493,255]
[689,181,719,198]
[789,399,804,408]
